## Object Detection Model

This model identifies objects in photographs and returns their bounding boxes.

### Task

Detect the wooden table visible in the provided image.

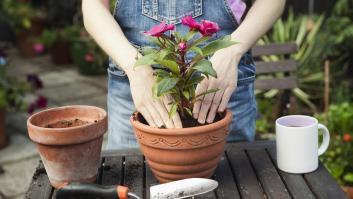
[25,141,348,199]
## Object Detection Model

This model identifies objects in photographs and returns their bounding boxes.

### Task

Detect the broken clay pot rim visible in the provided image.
[130,109,232,135]
[27,105,107,131]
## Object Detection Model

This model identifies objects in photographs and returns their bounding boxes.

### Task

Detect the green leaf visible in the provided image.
[185,75,204,87]
[190,36,210,48]
[184,107,193,117]
[146,35,163,46]
[134,54,157,67]
[156,59,180,75]
[141,47,158,55]
[202,38,238,56]
[156,77,179,97]
[159,48,172,60]
[184,30,198,41]
[182,90,190,100]
[193,60,217,78]
[189,46,203,56]
[154,69,171,78]
[344,173,353,183]
[195,88,219,98]
[168,103,178,118]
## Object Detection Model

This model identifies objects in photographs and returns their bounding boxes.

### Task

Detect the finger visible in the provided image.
[218,86,235,112]
[198,84,217,124]
[146,103,165,128]
[193,79,208,119]
[155,101,175,128]
[139,107,157,127]
[162,96,182,128]
[206,88,225,123]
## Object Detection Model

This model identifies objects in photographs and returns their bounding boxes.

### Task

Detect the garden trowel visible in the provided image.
[56,178,218,199]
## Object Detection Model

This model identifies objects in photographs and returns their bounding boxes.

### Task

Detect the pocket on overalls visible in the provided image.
[141,0,203,24]
[237,52,256,86]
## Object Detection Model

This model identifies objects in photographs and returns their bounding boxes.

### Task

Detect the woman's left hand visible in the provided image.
[193,48,241,124]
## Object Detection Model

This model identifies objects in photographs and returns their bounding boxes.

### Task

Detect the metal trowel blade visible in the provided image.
[150,178,218,199]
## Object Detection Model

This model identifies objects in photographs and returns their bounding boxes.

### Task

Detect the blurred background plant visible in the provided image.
[316,103,353,186]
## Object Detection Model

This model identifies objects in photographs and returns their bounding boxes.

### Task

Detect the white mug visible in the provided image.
[276,115,330,173]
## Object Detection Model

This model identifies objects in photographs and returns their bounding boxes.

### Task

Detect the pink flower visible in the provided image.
[178,42,187,52]
[199,20,220,36]
[33,43,45,54]
[84,53,95,62]
[144,22,175,37]
[181,15,201,31]
[36,96,48,108]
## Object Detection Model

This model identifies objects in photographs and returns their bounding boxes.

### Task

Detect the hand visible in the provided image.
[127,66,182,128]
[193,49,241,124]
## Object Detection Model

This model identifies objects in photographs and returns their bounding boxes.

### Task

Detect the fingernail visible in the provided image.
[198,118,205,124]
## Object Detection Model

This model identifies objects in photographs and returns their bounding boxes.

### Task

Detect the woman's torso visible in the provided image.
[111,0,255,85]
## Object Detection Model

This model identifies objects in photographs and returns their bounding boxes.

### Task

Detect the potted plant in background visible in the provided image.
[38,26,79,65]
[70,29,107,75]
[0,48,47,149]
[131,16,237,182]
[1,0,46,58]
[316,103,353,198]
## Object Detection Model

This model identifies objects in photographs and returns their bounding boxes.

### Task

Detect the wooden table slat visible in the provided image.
[25,162,53,199]
[214,154,241,199]
[226,149,265,199]
[267,147,316,199]
[124,155,145,199]
[145,161,158,199]
[101,156,124,185]
[246,149,291,199]
[304,163,349,199]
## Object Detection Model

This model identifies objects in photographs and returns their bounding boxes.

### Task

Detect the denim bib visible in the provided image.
[109,0,255,86]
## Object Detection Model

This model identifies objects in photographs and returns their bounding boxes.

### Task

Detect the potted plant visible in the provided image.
[0,48,46,149]
[1,0,46,57]
[27,105,107,188]
[38,26,79,65]
[316,103,353,198]
[131,16,237,182]
[70,29,107,75]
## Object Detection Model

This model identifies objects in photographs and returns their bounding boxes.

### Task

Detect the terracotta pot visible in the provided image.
[27,106,107,189]
[16,31,37,58]
[131,109,232,183]
[51,41,72,65]
[343,186,353,199]
[0,108,8,149]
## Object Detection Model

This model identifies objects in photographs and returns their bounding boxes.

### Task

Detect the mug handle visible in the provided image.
[318,124,330,156]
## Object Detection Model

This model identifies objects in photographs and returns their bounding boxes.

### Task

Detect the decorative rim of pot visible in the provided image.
[131,109,232,135]
[27,105,107,145]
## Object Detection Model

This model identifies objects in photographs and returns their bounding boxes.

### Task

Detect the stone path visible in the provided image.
[0,48,109,199]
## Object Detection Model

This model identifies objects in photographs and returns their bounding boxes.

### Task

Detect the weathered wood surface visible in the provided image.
[252,42,298,57]
[255,77,297,90]
[25,141,348,199]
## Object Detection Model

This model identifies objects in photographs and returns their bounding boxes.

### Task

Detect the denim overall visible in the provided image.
[107,0,257,149]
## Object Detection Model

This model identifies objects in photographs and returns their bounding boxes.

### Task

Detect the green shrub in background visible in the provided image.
[0,0,45,32]
[256,9,324,112]
[38,26,80,48]
[316,102,353,186]
[70,28,107,75]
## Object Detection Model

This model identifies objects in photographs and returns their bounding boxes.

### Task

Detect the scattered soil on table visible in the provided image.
[45,118,94,128]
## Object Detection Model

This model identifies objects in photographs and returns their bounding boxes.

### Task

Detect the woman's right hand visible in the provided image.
[127,66,182,128]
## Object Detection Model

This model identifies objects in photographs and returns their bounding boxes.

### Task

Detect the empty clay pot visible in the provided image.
[131,109,232,183]
[27,106,107,188]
